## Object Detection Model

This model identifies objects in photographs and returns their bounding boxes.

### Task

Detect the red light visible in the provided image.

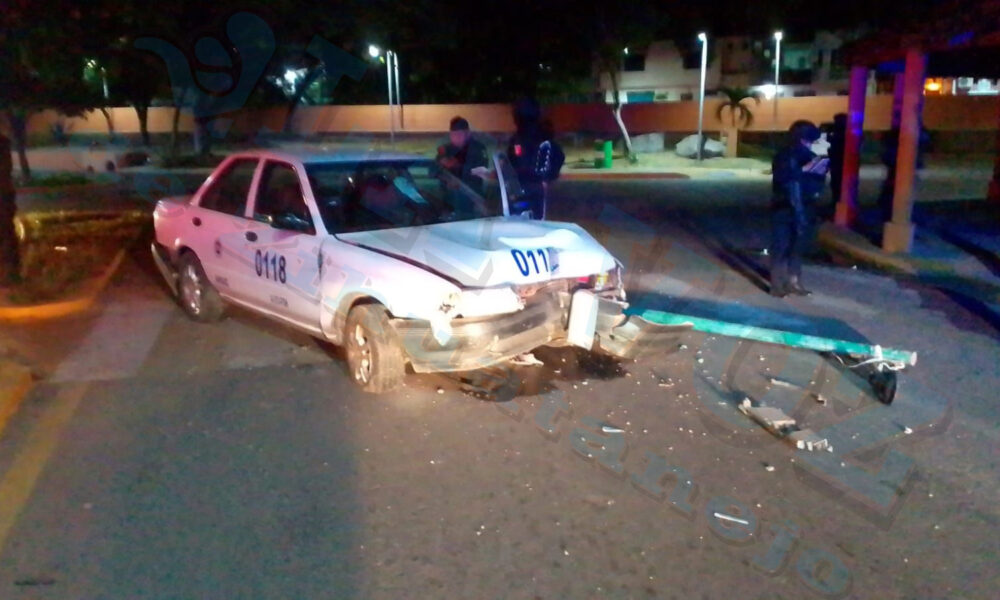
[577,276,589,282]
[514,144,522,156]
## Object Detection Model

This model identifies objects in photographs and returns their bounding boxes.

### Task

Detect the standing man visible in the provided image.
[769,120,827,298]
[436,116,488,195]
[506,97,564,219]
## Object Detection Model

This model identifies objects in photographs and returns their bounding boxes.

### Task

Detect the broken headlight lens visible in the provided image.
[588,265,622,292]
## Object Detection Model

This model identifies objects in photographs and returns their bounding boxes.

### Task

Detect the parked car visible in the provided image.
[151,149,676,392]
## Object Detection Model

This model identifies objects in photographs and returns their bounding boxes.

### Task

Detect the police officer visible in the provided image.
[770,120,827,297]
[506,97,563,219]
[437,116,488,195]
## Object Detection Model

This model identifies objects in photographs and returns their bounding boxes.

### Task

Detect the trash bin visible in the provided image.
[593,140,613,169]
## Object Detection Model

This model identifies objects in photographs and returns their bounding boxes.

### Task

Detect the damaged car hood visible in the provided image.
[336,217,617,288]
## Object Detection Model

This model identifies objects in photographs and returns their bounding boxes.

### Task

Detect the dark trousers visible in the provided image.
[511,183,546,220]
[769,205,813,291]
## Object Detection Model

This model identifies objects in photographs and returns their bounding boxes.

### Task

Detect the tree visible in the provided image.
[1,1,104,179]
[0,133,19,285]
[583,2,667,161]
[715,87,762,129]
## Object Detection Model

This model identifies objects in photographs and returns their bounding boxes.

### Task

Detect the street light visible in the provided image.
[368,45,401,145]
[773,31,783,130]
[696,32,708,162]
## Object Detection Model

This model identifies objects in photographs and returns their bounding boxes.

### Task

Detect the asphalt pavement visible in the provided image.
[0,175,997,599]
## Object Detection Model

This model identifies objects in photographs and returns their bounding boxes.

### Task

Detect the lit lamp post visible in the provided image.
[369,45,401,145]
[773,31,783,131]
[697,32,708,162]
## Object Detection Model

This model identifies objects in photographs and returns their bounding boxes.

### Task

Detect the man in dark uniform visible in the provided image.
[770,120,827,298]
[506,97,563,219]
[437,116,488,195]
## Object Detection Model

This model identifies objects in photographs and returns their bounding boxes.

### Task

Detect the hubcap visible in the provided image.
[180,264,203,315]
[351,324,372,384]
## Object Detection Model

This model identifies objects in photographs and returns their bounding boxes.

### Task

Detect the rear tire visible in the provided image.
[176,252,225,322]
[345,304,405,393]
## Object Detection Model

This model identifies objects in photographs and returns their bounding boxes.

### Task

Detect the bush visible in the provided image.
[18,172,92,188]
[159,153,223,169]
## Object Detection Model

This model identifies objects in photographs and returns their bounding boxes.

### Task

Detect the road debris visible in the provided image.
[739,399,831,452]
[739,398,796,431]
[509,352,544,367]
[788,429,831,452]
[713,512,751,526]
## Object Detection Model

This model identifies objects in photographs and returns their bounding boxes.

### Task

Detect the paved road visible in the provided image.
[0,177,997,599]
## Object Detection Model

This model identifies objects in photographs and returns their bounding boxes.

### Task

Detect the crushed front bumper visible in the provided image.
[392,288,690,373]
[392,293,569,373]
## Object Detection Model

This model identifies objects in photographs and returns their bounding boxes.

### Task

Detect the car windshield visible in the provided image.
[305,159,502,233]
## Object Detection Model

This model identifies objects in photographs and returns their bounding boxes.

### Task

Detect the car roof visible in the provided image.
[231,148,429,165]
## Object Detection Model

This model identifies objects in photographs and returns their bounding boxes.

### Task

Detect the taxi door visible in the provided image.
[185,156,261,304]
[242,159,324,330]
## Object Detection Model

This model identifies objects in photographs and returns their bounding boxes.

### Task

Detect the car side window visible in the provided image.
[199,158,258,217]
[255,162,316,234]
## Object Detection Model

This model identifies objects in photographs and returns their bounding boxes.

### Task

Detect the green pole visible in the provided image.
[636,309,917,366]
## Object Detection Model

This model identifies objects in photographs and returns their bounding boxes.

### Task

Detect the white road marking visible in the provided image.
[49,301,175,383]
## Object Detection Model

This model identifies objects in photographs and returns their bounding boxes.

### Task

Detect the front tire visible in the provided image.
[176,252,225,322]
[345,304,405,393]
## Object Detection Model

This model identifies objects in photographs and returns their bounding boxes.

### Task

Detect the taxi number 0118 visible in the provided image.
[510,248,551,276]
[255,249,287,283]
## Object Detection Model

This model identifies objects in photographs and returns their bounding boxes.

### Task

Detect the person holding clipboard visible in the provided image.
[769,120,828,297]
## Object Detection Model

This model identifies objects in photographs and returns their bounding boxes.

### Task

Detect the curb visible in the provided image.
[0,360,33,440]
[561,171,691,181]
[0,249,126,321]
[817,223,918,275]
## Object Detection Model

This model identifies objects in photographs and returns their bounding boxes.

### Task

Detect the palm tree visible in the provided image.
[715,87,762,129]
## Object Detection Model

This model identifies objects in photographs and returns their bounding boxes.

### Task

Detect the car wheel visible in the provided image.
[345,304,405,393]
[177,252,225,322]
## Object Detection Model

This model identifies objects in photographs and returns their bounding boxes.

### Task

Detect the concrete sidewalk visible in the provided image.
[818,205,1000,326]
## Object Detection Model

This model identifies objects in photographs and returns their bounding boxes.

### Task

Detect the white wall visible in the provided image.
[598,40,721,103]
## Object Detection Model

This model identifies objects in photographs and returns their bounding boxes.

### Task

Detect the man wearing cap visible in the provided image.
[769,120,828,297]
[437,116,488,195]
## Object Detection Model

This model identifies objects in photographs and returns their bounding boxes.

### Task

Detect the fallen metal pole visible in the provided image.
[635,309,917,366]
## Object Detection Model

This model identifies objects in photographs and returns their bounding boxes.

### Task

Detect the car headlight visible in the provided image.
[439,287,524,318]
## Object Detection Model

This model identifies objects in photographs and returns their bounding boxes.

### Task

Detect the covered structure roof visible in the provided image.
[843,0,1000,77]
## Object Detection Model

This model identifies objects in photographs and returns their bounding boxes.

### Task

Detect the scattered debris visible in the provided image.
[739,399,796,431]
[788,429,831,452]
[769,377,797,388]
[437,387,445,394]
[765,464,776,472]
[903,426,913,435]
[739,399,830,452]
[601,425,625,434]
[509,352,544,367]
[713,512,750,526]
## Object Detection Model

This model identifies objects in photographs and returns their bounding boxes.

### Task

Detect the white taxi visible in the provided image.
[151,149,675,392]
